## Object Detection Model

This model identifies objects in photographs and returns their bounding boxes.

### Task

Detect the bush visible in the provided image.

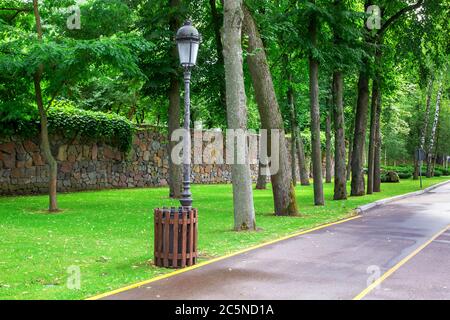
[48,101,135,152]
[398,172,412,179]
[0,100,136,152]
[433,170,443,177]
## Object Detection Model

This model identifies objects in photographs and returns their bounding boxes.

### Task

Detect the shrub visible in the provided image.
[48,101,135,152]
[433,170,443,177]
[398,172,412,179]
[0,100,136,152]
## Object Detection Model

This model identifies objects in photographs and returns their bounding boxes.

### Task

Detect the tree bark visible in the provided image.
[325,94,332,184]
[296,132,310,186]
[426,80,443,177]
[308,1,324,205]
[332,71,347,200]
[373,91,382,192]
[367,54,380,195]
[33,0,58,212]
[346,120,353,181]
[421,77,434,149]
[209,0,227,109]
[287,71,297,186]
[350,64,370,196]
[256,162,267,190]
[242,5,298,216]
[223,0,256,230]
[167,0,183,198]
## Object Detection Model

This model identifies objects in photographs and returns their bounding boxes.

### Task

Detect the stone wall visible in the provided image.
[0,130,263,195]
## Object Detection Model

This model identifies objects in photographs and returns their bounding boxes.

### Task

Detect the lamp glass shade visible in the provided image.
[177,40,199,67]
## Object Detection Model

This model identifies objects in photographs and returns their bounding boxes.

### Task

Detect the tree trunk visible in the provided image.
[223,0,256,230]
[287,71,297,186]
[297,132,310,186]
[346,124,353,181]
[426,81,443,178]
[33,0,58,212]
[421,77,434,149]
[373,90,382,192]
[308,1,324,205]
[367,60,380,195]
[209,0,227,109]
[167,0,183,198]
[256,162,267,190]
[242,5,298,216]
[325,94,332,184]
[332,71,347,200]
[351,67,370,196]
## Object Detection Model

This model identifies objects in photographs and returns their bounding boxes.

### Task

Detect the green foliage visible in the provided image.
[433,169,443,177]
[48,101,136,152]
[0,101,136,152]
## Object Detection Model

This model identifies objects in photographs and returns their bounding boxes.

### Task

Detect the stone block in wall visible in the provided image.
[60,162,73,173]
[32,152,45,166]
[57,145,68,161]
[92,144,98,160]
[0,142,15,154]
[2,152,16,169]
[143,151,150,161]
[11,168,25,178]
[23,140,39,153]
[67,145,79,162]
[103,146,113,159]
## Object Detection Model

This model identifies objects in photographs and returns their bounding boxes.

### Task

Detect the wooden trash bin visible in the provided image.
[154,207,198,268]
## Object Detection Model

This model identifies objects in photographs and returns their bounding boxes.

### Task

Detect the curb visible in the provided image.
[356,179,450,214]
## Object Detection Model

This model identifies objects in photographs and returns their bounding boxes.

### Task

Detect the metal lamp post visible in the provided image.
[176,20,200,208]
[152,21,200,269]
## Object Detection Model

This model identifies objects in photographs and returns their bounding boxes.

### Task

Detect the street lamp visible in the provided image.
[176,20,200,208]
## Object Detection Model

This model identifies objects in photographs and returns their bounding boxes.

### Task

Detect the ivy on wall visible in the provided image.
[0,101,135,152]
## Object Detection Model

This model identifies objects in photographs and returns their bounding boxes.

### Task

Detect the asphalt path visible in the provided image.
[99,181,450,300]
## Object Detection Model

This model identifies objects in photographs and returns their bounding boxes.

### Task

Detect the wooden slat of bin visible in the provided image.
[193,209,198,262]
[189,209,194,266]
[154,209,159,266]
[181,210,187,268]
[172,208,179,268]
[157,210,163,266]
[163,210,170,267]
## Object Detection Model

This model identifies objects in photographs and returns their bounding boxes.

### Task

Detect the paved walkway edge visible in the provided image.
[356,179,450,214]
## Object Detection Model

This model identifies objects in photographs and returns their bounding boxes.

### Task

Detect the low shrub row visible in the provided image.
[0,100,136,152]
[380,165,449,179]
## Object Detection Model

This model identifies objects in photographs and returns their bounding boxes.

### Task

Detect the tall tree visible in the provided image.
[242,5,298,216]
[426,79,443,177]
[307,0,324,205]
[329,0,349,200]
[297,134,310,186]
[222,0,256,230]
[32,0,58,212]
[367,49,381,195]
[352,0,425,196]
[325,93,332,184]
[287,70,298,186]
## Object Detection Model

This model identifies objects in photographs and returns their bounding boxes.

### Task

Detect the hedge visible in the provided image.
[0,101,135,152]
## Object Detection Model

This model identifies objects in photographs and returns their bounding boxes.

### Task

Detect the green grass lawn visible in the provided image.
[0,176,448,300]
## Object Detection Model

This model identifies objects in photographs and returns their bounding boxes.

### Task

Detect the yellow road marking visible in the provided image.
[353,224,450,300]
[86,214,361,300]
